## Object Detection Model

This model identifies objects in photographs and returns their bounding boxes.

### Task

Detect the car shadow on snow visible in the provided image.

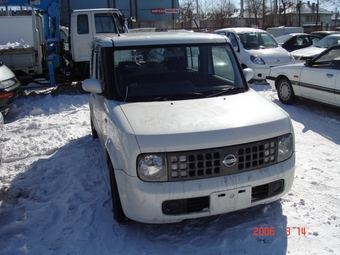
[0,134,288,254]
[119,201,288,255]
[274,98,340,145]
[250,83,340,145]
[0,135,110,253]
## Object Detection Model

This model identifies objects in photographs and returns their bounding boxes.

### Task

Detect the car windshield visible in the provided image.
[238,32,278,49]
[275,34,293,43]
[112,44,247,102]
[314,36,340,48]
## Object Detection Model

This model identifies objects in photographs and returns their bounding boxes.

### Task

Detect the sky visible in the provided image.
[0,82,339,254]
[179,0,332,11]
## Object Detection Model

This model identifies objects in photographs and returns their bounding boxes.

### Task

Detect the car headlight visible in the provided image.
[137,154,168,182]
[278,134,294,162]
[250,55,265,65]
[0,77,19,89]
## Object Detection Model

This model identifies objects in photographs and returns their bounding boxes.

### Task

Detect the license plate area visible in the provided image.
[210,186,252,214]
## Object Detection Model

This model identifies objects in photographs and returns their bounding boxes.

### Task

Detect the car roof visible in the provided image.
[322,34,340,38]
[94,31,229,47]
[311,30,340,34]
[72,8,120,13]
[286,33,309,36]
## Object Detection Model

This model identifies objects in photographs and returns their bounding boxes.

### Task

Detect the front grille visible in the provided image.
[167,137,278,181]
[187,196,209,213]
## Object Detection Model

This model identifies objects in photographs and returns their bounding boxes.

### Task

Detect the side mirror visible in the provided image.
[243,68,254,82]
[82,78,103,94]
[305,58,313,67]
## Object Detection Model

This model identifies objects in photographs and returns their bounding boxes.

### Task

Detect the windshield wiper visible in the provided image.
[206,87,246,98]
[152,92,204,101]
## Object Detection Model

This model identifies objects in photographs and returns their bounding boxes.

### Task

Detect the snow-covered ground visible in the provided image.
[0,84,339,255]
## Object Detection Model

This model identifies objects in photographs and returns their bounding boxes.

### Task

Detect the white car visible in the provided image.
[267,45,340,107]
[0,62,21,114]
[290,34,340,62]
[214,27,295,81]
[0,111,3,165]
[83,31,295,224]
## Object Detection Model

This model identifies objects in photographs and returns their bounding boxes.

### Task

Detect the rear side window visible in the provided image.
[77,14,89,34]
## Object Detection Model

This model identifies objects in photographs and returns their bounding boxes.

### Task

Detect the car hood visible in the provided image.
[246,47,293,65]
[290,46,325,57]
[116,90,292,152]
[268,62,305,78]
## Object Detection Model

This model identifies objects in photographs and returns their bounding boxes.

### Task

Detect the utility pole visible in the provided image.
[262,0,265,28]
[240,0,244,26]
[316,0,319,26]
[196,0,200,30]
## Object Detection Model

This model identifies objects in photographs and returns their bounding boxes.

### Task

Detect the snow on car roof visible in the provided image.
[214,27,266,33]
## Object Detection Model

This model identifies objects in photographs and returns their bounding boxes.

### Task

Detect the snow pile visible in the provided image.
[0,40,32,50]
[0,84,339,254]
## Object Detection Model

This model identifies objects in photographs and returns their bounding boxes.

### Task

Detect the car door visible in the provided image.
[89,45,108,146]
[299,48,340,105]
[335,73,340,106]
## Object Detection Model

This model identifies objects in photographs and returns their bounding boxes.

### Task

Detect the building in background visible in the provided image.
[61,0,179,30]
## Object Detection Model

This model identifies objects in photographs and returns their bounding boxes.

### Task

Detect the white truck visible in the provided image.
[82,31,296,224]
[0,1,129,86]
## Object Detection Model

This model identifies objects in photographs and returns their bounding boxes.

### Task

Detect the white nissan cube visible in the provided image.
[82,31,295,224]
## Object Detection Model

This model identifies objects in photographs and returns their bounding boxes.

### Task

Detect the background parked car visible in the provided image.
[267,45,340,107]
[275,33,320,52]
[0,62,21,114]
[310,30,340,39]
[290,34,340,62]
[0,111,2,165]
[214,27,295,81]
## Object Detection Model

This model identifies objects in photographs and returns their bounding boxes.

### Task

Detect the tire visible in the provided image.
[277,77,295,104]
[90,118,98,139]
[108,160,126,223]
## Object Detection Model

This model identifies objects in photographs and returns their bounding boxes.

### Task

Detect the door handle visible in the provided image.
[326,73,334,78]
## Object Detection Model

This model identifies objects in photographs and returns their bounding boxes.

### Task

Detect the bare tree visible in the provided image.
[322,0,340,10]
[210,0,237,29]
[179,0,196,29]
[245,0,263,27]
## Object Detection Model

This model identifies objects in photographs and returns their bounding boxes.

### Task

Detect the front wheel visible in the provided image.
[277,77,295,104]
[108,160,126,223]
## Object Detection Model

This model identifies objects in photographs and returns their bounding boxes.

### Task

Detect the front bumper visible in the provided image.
[115,153,295,223]
[249,65,271,80]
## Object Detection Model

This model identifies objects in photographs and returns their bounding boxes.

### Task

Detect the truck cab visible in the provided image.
[83,31,296,223]
[0,4,129,86]
[70,8,128,63]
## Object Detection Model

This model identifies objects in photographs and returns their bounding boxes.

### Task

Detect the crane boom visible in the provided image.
[0,0,60,41]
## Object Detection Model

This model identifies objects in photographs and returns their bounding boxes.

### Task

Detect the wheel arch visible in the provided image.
[275,74,290,90]
[104,139,121,170]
